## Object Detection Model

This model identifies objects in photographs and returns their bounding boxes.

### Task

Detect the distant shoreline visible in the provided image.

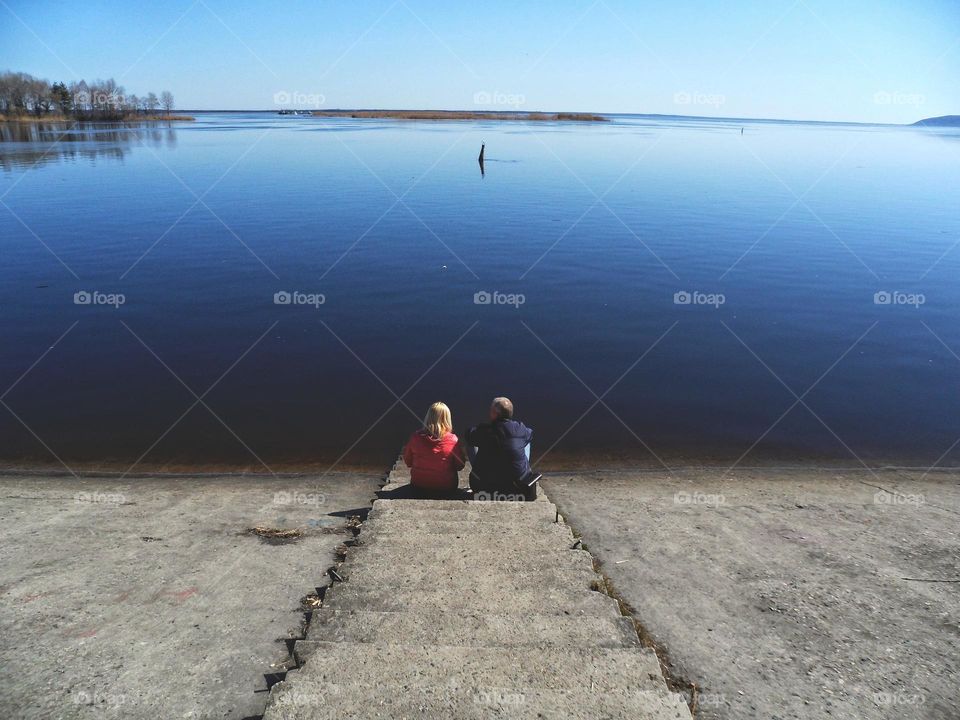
[310,110,608,122]
[159,109,942,126]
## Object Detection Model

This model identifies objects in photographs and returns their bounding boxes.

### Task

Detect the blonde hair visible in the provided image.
[423,401,453,439]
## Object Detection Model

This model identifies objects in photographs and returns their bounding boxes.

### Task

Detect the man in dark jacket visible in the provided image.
[466,397,534,499]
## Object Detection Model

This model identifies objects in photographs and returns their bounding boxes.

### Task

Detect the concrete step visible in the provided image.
[339,550,597,580]
[370,498,559,517]
[390,459,473,476]
[299,609,640,651]
[365,511,558,525]
[380,483,551,503]
[351,539,581,562]
[336,562,598,594]
[381,473,478,484]
[358,519,573,541]
[355,527,577,551]
[361,509,568,535]
[321,584,619,616]
[265,683,691,720]
[338,545,597,575]
[286,642,668,694]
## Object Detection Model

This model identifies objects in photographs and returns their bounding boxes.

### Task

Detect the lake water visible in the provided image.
[1,113,959,473]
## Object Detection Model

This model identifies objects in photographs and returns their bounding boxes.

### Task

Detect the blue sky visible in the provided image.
[2,0,957,123]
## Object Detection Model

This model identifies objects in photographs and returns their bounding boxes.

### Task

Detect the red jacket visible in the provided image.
[402,430,465,490]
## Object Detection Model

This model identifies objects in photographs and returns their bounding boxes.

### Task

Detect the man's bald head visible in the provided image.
[490,397,514,421]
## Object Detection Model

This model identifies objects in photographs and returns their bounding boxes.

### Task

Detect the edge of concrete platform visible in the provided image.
[545,485,699,713]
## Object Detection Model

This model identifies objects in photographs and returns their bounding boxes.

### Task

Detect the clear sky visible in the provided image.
[2,0,958,123]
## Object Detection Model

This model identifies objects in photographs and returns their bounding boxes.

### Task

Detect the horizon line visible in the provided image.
[173,108,955,127]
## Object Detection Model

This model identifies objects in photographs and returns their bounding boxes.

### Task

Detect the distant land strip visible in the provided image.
[310,110,608,121]
[912,115,960,127]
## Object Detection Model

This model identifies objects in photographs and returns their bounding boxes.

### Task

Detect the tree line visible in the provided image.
[0,71,176,120]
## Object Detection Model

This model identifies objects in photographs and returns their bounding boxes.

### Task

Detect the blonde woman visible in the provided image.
[402,402,465,492]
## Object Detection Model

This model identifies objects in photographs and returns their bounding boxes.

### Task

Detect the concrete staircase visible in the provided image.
[263,458,690,719]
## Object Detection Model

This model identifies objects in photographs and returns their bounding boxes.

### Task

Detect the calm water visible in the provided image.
[1,113,959,472]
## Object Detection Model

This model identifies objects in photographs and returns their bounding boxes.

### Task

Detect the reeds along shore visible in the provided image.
[311,110,608,121]
[0,113,195,122]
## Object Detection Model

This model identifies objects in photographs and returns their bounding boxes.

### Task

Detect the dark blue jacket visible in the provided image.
[467,419,533,492]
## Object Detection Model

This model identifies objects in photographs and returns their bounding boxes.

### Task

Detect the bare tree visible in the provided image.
[70,80,90,115]
[0,70,176,120]
[0,72,33,115]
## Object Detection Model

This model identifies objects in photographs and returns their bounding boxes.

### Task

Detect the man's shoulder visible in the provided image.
[503,419,532,436]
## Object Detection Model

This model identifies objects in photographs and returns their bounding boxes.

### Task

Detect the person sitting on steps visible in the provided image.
[466,396,538,501]
[402,401,465,496]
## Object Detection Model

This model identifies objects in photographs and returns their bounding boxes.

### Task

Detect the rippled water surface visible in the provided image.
[1,113,959,470]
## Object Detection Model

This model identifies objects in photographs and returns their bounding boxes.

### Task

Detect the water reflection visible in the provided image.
[0,121,177,170]
[1,114,958,469]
